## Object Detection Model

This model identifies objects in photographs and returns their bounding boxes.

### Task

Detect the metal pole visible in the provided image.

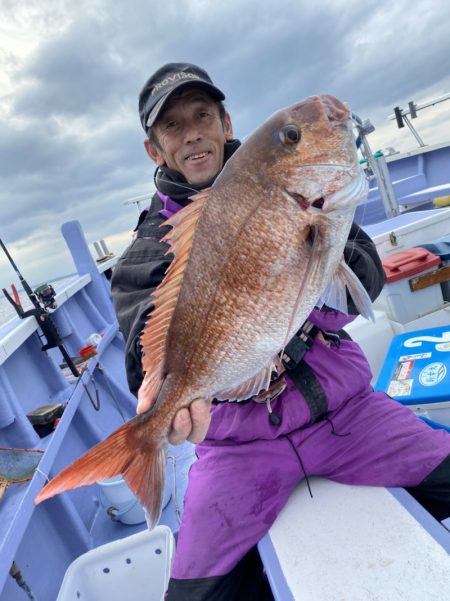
[388,92,450,147]
[353,115,398,219]
[402,115,426,147]
[388,93,450,120]
[361,139,398,219]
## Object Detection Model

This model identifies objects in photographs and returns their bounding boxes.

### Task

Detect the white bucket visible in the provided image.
[99,466,173,526]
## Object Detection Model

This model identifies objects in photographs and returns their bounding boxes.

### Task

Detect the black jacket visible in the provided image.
[111,192,385,395]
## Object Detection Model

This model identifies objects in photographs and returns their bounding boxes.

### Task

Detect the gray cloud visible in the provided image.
[14,18,137,120]
[1,0,450,287]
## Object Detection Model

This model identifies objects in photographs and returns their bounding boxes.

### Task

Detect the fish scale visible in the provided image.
[35,94,372,527]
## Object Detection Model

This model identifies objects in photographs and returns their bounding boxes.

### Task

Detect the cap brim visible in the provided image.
[145,80,225,128]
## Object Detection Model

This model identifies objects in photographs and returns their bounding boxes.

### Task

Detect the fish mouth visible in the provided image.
[286,191,325,211]
[323,169,368,211]
[286,161,363,212]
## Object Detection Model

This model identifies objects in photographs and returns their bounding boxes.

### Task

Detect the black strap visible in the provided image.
[281,320,318,369]
[288,359,329,423]
[281,320,329,423]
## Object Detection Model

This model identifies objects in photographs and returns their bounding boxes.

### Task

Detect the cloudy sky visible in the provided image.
[1,0,450,287]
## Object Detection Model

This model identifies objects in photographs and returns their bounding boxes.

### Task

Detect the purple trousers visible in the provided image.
[171,311,450,580]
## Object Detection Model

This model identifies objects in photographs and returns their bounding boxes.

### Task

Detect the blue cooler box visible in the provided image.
[375,325,450,431]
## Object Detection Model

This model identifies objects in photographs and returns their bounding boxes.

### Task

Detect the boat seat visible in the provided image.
[258,479,450,601]
[56,527,174,601]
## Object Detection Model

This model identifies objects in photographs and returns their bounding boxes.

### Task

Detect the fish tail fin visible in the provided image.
[320,260,375,320]
[34,416,168,528]
[123,439,168,529]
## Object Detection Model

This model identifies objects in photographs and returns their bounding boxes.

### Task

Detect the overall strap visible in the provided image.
[286,360,328,423]
[281,320,329,423]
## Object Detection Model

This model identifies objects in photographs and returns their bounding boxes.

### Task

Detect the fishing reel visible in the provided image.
[34,283,57,310]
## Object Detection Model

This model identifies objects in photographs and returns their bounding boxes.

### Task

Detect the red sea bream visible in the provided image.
[35,95,371,526]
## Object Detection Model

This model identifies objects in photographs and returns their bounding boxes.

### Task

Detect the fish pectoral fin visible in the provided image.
[319,260,374,320]
[34,416,168,529]
[140,192,209,410]
[214,361,276,402]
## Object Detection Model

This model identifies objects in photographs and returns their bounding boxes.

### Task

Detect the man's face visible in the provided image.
[145,89,233,184]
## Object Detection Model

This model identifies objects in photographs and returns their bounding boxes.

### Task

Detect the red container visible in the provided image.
[376,247,443,324]
[79,345,97,360]
[382,247,440,284]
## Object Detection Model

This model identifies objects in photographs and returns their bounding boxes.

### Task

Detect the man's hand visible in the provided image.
[168,399,212,445]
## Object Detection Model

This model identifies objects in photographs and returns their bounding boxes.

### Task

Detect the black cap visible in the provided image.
[138,63,225,131]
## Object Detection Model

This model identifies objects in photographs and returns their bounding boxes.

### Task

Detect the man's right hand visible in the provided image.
[168,398,212,445]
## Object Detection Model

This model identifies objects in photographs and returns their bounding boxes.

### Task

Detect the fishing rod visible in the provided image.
[0,238,80,378]
[0,239,42,311]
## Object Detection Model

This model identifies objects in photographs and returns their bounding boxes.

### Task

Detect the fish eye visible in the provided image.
[280,125,301,145]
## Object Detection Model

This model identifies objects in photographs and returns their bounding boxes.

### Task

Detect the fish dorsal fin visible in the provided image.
[139,191,209,407]
[214,360,279,402]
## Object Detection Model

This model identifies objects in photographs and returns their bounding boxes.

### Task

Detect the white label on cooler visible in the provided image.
[419,363,447,386]
[399,352,432,361]
[387,379,413,397]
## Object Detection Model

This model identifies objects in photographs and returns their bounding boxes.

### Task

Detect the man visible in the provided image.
[111,63,450,601]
